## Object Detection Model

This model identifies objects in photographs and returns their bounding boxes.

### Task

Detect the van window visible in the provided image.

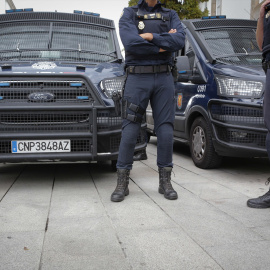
[0,22,117,63]
[185,39,196,70]
[199,28,261,65]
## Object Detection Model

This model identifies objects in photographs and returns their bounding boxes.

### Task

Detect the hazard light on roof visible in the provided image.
[202,15,226,19]
[74,10,100,17]
[6,8,33,13]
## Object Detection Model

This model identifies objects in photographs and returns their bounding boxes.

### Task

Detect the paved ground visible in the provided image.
[1,138,270,270]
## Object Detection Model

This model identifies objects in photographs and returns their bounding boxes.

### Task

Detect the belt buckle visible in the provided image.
[129,66,134,73]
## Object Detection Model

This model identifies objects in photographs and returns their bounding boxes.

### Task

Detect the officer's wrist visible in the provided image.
[147,33,153,41]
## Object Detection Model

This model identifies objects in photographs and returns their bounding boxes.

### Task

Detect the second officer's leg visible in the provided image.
[247,69,270,208]
[264,70,270,161]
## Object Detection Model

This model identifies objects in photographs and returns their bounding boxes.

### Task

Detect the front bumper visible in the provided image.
[208,99,268,157]
[0,74,146,163]
[0,104,146,163]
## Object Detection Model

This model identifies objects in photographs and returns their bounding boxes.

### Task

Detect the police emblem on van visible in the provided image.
[28,92,55,102]
[32,62,57,70]
[177,93,183,109]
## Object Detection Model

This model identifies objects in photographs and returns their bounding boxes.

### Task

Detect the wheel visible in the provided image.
[190,117,222,169]
[111,160,117,172]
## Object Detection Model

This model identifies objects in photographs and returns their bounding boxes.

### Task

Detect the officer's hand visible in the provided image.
[260,0,270,19]
[139,33,153,41]
[168,29,177,33]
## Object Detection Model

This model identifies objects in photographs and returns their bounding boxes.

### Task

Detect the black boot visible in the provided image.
[133,149,148,161]
[111,169,130,202]
[158,167,178,200]
[247,189,270,208]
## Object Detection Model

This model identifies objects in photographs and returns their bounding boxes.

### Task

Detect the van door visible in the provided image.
[174,38,206,140]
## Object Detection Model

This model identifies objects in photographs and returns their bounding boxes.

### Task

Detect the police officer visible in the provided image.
[247,0,270,208]
[111,0,185,202]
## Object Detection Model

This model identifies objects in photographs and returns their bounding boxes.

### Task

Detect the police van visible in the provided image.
[146,16,267,169]
[0,9,146,168]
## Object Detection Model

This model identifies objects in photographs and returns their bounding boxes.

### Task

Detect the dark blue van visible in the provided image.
[0,9,147,169]
[146,17,267,169]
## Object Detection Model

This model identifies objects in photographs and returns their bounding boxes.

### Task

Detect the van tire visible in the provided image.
[190,117,222,169]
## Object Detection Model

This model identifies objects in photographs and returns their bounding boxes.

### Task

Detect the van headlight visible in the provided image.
[100,76,126,98]
[215,75,263,98]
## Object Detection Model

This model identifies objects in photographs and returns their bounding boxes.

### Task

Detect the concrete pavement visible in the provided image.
[0,138,270,270]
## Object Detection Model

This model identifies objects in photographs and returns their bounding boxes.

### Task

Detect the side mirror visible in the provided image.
[175,55,207,84]
[178,70,192,82]
[175,56,192,82]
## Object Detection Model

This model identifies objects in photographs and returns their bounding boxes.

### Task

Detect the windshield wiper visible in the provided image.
[0,48,116,56]
[64,48,117,57]
[215,52,262,58]
[0,48,118,63]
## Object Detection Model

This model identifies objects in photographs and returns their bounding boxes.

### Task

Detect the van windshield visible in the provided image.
[0,21,118,63]
[199,28,262,65]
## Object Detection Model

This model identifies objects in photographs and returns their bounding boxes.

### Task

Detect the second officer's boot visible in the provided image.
[247,178,270,208]
[247,189,270,208]
[158,167,178,200]
[111,169,130,202]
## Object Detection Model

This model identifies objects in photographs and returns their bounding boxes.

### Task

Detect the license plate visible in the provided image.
[11,140,71,153]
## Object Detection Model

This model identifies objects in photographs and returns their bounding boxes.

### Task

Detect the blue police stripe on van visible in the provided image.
[12,141,18,153]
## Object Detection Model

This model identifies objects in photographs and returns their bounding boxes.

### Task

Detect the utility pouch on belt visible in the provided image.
[172,65,178,82]
[111,75,127,117]
[171,58,178,82]
[262,59,268,75]
[112,91,121,116]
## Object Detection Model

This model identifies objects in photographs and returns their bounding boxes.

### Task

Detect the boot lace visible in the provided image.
[165,180,173,190]
[256,178,270,199]
[115,171,129,192]
[163,171,173,190]
[115,178,127,191]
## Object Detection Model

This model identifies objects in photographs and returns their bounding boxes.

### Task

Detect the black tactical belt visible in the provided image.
[127,65,171,74]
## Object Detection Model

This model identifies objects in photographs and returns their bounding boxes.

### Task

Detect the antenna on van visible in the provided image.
[244,8,255,20]
[242,47,248,55]
[5,0,16,9]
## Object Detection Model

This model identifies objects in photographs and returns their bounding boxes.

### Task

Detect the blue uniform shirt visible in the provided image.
[119,0,185,66]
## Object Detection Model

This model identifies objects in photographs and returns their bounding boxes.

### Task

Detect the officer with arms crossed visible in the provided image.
[111,0,185,202]
[247,0,270,208]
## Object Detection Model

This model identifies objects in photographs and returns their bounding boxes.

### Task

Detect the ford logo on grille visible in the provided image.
[28,92,55,102]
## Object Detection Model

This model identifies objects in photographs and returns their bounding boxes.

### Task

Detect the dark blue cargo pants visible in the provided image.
[265,70,270,158]
[117,72,175,170]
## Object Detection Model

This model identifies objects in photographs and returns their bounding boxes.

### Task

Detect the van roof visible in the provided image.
[183,18,257,31]
[0,11,115,29]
